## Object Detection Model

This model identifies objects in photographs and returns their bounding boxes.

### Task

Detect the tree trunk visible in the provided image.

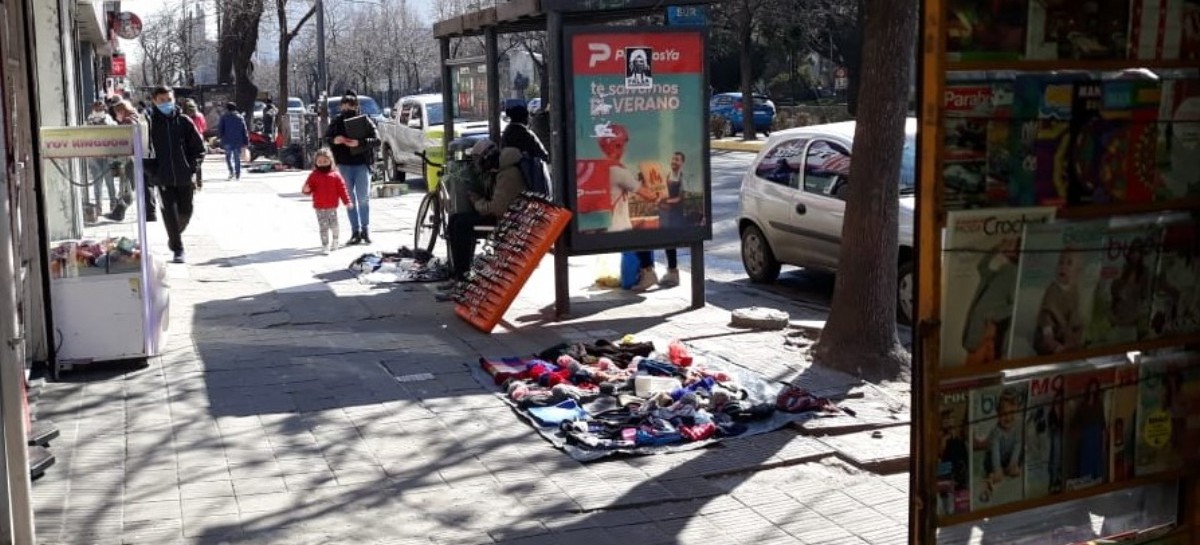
[811,0,916,383]
[217,0,235,84]
[738,1,756,142]
[278,0,290,144]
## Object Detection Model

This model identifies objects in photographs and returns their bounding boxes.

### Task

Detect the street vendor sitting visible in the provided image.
[442,139,530,287]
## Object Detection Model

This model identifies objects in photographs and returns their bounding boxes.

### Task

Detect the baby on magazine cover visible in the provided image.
[1034,249,1087,355]
[978,387,1024,503]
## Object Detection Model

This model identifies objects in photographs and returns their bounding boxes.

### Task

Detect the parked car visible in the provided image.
[710,92,776,136]
[324,95,384,125]
[286,97,305,116]
[737,119,917,324]
[527,97,543,113]
[376,94,492,188]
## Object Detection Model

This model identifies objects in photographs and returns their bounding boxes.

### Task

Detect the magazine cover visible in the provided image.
[1110,363,1140,483]
[1149,220,1200,338]
[1062,365,1115,490]
[937,384,974,516]
[1087,222,1164,347]
[1023,369,1066,499]
[971,381,1028,510]
[947,0,1029,61]
[1065,80,1106,206]
[942,207,1057,368]
[1135,352,1200,475]
[1156,79,1200,201]
[944,84,993,210]
[1026,77,1081,207]
[1129,0,1187,60]
[986,81,1019,206]
[1026,0,1130,60]
[1007,220,1107,359]
[1073,80,1162,205]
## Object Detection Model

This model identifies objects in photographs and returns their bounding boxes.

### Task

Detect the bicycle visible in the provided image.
[412,135,490,258]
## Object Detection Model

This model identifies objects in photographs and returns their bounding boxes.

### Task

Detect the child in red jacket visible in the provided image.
[303,148,352,254]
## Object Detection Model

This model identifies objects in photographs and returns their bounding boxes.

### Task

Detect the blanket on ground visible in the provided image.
[348,249,449,284]
[472,339,843,462]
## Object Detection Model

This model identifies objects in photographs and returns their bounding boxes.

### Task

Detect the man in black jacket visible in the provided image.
[325,93,380,245]
[500,104,548,162]
[147,85,206,263]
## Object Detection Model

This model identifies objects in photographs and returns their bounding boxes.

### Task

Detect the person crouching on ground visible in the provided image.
[303,148,353,255]
[440,140,529,296]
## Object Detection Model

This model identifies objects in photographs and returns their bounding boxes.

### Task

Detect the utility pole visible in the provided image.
[315,0,328,136]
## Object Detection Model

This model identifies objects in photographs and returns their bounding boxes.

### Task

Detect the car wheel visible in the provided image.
[897,260,915,326]
[383,148,404,183]
[741,224,781,283]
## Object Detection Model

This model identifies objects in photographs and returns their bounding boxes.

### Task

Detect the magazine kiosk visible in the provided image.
[39,125,169,378]
[913,0,1200,543]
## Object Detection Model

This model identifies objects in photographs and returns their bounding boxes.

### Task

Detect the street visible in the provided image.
[685,150,836,311]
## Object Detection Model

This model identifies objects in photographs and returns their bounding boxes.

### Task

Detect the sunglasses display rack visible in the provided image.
[454,192,573,333]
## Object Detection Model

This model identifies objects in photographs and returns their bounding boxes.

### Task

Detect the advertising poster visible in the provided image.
[566,27,711,253]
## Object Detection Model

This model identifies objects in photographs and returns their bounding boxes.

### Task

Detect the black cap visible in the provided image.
[340,94,359,105]
[505,104,529,123]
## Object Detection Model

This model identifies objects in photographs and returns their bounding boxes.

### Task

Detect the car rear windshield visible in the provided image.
[288,98,303,110]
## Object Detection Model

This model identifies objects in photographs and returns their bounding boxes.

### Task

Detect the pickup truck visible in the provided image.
[376,94,492,190]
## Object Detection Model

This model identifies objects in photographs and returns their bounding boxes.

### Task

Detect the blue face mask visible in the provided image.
[156,101,175,115]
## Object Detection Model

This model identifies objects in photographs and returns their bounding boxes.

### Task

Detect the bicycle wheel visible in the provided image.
[414,192,442,255]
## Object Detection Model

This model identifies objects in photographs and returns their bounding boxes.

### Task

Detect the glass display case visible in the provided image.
[38,125,169,377]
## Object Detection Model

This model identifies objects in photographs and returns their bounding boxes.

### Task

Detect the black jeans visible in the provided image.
[159,185,195,253]
[637,249,678,270]
[448,210,495,279]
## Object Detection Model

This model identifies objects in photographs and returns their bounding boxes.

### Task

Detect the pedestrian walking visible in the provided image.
[146,85,206,264]
[85,100,118,217]
[106,99,153,222]
[218,102,249,180]
[182,98,207,190]
[302,148,353,255]
[325,92,380,245]
[262,98,279,140]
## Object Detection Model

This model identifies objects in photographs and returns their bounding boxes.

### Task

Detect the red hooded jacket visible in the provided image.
[305,169,351,210]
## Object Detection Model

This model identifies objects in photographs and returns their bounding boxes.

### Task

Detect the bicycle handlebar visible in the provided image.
[414,150,443,169]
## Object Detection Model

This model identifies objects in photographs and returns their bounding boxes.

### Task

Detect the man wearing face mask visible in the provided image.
[147,85,206,264]
[325,92,380,245]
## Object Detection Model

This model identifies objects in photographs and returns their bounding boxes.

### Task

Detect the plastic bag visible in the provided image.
[240,147,250,163]
[594,254,621,287]
[620,251,641,290]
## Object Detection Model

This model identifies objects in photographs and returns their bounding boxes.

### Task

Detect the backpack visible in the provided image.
[518,153,552,199]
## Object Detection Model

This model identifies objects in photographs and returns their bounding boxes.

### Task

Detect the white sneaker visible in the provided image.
[631,267,658,292]
[659,269,680,288]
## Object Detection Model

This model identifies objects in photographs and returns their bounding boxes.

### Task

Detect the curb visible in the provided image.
[710,139,765,153]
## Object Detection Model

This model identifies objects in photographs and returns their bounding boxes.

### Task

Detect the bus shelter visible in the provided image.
[434,0,714,316]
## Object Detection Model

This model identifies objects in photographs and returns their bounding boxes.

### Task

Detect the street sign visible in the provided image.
[834,67,848,90]
[115,12,142,40]
[111,55,126,77]
[667,5,708,26]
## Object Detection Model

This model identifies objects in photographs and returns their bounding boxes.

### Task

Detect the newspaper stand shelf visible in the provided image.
[915,0,1200,543]
[455,193,572,333]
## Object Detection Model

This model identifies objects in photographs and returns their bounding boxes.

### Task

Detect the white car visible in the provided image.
[737,119,917,324]
[377,94,491,184]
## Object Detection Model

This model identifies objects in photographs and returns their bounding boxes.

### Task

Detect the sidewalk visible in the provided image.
[30,157,911,545]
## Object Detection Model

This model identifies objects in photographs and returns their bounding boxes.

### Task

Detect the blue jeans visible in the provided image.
[338,164,371,233]
[224,145,242,178]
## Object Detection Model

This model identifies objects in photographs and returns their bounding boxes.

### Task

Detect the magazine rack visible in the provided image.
[915,0,1200,543]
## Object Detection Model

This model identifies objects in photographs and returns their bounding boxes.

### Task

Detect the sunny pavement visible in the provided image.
[29,155,911,545]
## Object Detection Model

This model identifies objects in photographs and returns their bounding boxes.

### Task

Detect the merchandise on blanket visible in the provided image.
[350,251,450,283]
[527,399,589,426]
[774,385,840,414]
